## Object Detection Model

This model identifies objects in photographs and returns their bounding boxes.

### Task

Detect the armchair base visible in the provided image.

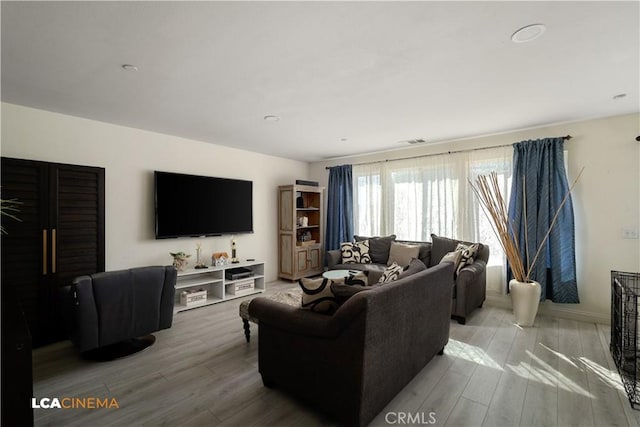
[81,335,156,362]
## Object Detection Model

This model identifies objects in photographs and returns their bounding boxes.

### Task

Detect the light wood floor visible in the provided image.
[33,281,640,427]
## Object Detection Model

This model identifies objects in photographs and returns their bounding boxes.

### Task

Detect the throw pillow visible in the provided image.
[340,240,372,264]
[455,242,480,274]
[299,277,339,314]
[354,234,396,264]
[387,242,421,267]
[399,257,427,280]
[440,249,463,273]
[378,262,404,284]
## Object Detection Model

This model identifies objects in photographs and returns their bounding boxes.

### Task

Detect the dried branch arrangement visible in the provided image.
[469,167,584,283]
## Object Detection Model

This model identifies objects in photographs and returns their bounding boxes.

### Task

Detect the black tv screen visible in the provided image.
[154,171,253,238]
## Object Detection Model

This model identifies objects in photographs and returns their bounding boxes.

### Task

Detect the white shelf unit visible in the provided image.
[174,260,265,314]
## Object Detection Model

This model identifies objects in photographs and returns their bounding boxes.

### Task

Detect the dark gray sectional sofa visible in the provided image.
[248,261,455,426]
[327,234,489,324]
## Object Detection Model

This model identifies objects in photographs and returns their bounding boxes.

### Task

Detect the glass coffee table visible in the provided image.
[322,269,359,280]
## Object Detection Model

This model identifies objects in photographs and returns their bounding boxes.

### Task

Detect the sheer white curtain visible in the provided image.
[353,163,383,237]
[353,146,512,294]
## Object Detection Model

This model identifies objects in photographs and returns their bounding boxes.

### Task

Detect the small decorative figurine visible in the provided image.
[170,251,190,271]
[194,242,208,269]
[231,238,239,264]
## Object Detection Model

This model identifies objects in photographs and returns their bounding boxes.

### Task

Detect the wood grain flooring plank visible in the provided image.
[482,370,528,427]
[445,396,488,427]
[520,315,559,427]
[418,370,471,426]
[30,286,633,427]
[556,318,595,427]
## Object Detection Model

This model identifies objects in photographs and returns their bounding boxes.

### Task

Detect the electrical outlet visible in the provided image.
[622,228,639,239]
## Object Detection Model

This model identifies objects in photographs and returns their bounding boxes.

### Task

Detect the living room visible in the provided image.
[1,1,639,426]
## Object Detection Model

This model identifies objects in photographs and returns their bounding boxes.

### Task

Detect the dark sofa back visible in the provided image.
[354,261,454,424]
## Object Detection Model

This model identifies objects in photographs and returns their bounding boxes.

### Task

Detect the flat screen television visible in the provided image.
[154,171,253,239]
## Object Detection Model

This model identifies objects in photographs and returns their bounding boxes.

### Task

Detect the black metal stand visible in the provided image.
[81,335,156,362]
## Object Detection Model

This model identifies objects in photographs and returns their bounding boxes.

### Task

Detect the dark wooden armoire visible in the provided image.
[1,157,105,347]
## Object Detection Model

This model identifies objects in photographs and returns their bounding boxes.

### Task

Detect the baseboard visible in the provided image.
[485,293,610,325]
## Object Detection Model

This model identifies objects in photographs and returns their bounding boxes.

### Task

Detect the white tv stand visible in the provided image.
[174,260,265,314]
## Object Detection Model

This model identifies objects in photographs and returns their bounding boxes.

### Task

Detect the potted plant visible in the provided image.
[1,198,22,234]
[470,169,583,326]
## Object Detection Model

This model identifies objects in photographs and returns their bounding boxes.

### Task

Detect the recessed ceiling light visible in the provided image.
[511,24,546,43]
[340,138,348,142]
[121,64,138,71]
[613,93,627,100]
[263,115,280,122]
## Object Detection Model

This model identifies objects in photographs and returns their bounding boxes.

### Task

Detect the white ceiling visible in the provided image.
[2,1,638,162]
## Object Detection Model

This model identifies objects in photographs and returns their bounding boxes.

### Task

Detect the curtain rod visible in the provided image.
[325,135,572,169]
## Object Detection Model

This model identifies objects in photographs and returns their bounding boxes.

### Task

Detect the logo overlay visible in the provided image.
[32,397,120,409]
[385,411,437,425]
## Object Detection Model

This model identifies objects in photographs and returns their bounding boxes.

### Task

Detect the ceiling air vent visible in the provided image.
[398,138,428,145]
[408,138,427,144]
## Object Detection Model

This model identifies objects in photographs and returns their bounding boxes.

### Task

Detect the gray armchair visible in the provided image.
[65,266,176,359]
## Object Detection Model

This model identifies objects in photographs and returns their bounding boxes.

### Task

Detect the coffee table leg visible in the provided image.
[242,318,251,343]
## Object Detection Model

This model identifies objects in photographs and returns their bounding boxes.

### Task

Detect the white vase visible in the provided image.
[509,279,541,327]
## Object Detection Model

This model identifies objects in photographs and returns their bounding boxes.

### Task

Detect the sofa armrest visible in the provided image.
[453,259,487,317]
[249,294,366,338]
[68,277,100,352]
[457,259,487,284]
[326,249,342,269]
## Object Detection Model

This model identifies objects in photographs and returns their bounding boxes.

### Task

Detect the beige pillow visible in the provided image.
[387,242,421,267]
[440,249,463,268]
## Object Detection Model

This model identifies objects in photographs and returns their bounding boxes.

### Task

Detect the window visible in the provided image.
[353,146,512,293]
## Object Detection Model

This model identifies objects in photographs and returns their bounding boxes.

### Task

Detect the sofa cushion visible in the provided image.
[340,241,372,264]
[399,257,427,280]
[431,234,484,270]
[299,277,339,314]
[387,242,421,267]
[354,234,396,264]
[430,234,462,267]
[378,262,404,284]
[416,244,432,268]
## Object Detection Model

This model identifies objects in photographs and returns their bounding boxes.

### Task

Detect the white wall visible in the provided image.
[309,113,640,323]
[1,103,309,281]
